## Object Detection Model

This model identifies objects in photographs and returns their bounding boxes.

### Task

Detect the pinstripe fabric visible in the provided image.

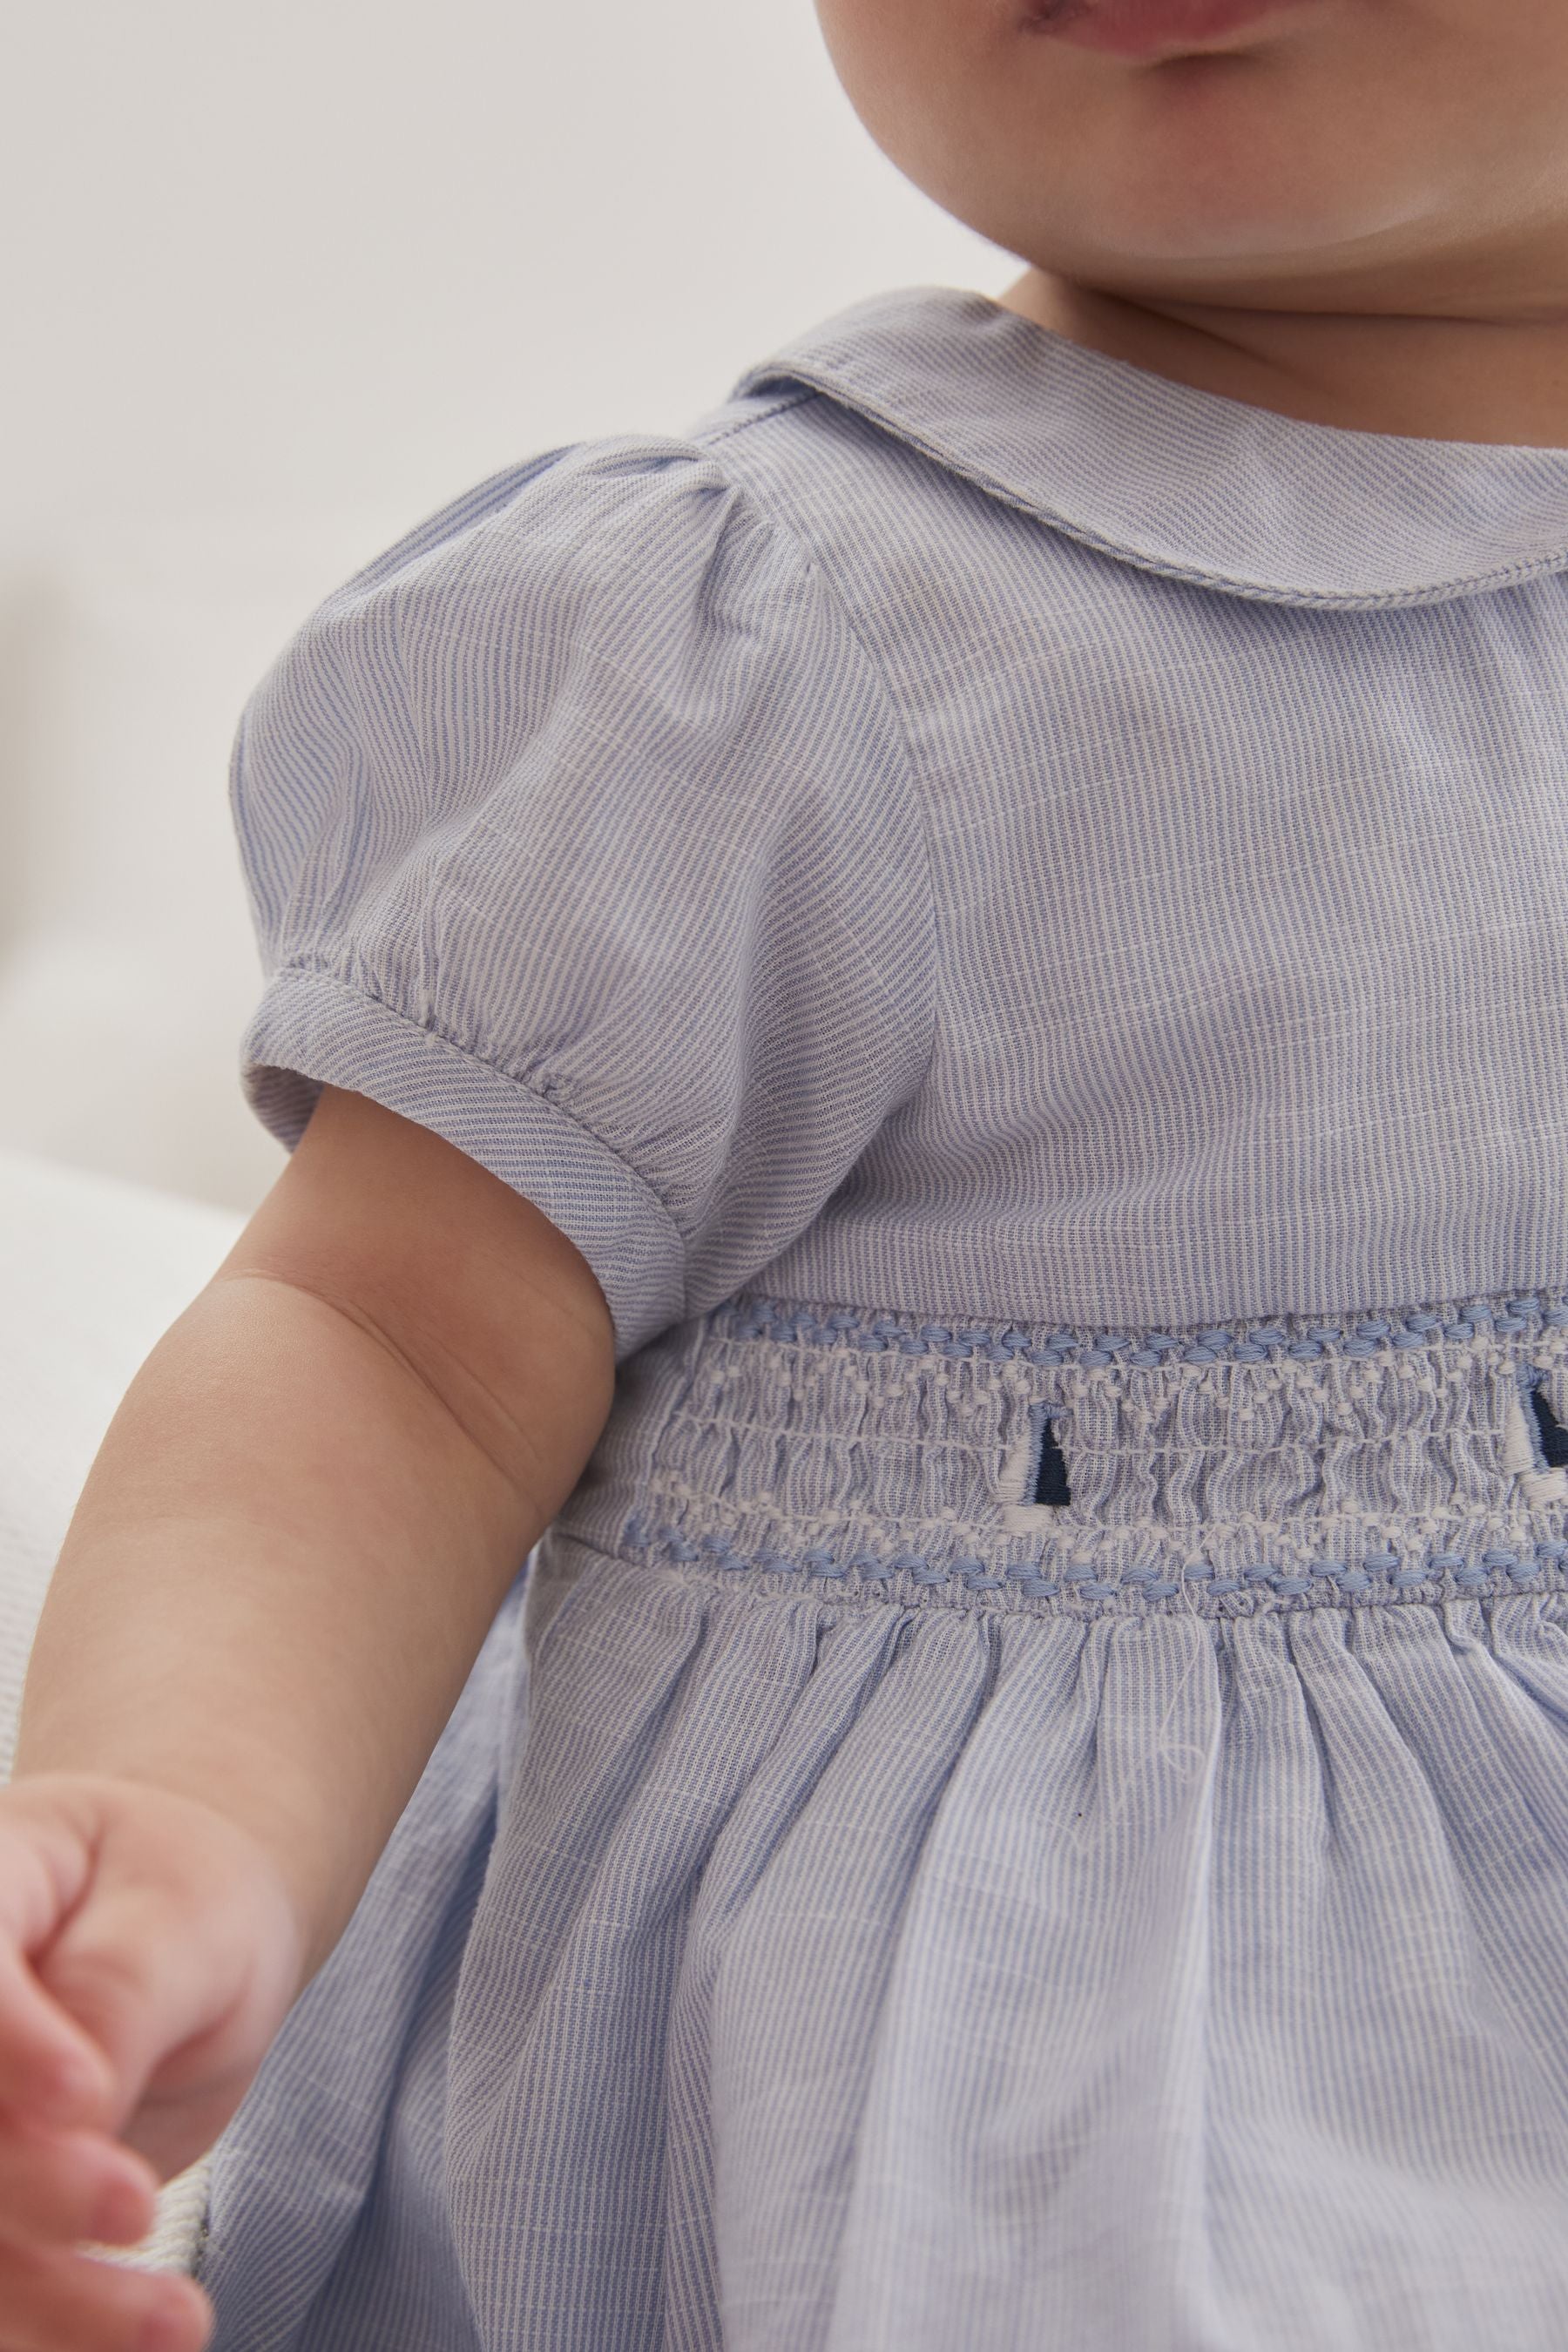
[233,282,1568,1358]
[197,285,1568,2349]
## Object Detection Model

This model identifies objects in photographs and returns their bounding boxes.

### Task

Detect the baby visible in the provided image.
[8,2,1568,2347]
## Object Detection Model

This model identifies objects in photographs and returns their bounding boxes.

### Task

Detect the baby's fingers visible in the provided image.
[0,2110,158,2253]
[0,1860,115,2129]
[0,2238,210,2352]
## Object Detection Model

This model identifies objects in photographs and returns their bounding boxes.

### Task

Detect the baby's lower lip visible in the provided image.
[1026,0,1326,56]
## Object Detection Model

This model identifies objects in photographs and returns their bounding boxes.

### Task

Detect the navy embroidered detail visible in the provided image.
[1532,1382,1568,1468]
[1031,1411,1071,1508]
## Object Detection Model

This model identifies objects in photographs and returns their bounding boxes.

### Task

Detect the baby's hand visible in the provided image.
[0,1772,309,2352]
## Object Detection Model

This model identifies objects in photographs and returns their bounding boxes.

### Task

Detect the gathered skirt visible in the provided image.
[194,1281,1568,2349]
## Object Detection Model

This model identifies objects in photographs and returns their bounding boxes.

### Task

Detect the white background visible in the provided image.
[0,0,1011,1217]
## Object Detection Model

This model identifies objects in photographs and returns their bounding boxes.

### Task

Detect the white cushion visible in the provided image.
[0,1143,246,2275]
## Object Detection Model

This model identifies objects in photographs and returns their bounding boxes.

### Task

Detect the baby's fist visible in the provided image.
[0,1772,308,2352]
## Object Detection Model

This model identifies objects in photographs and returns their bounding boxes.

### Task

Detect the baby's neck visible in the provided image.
[997,268,1568,449]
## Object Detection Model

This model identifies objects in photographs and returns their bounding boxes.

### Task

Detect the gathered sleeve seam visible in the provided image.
[263,959,687,1249]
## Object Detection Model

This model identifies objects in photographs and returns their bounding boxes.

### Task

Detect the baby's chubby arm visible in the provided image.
[0,1084,615,2350]
[17,1078,617,1977]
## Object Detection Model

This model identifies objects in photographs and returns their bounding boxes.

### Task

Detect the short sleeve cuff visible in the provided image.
[238,965,687,1362]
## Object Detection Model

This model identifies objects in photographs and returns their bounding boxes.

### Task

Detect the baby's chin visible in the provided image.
[978,101,1440,295]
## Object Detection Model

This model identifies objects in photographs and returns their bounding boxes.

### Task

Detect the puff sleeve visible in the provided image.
[230,435,935,1362]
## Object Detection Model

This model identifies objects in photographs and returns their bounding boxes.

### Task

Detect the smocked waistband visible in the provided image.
[550,1283,1568,1618]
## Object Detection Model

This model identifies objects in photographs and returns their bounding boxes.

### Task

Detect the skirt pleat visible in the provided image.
[433,1564,1568,2352]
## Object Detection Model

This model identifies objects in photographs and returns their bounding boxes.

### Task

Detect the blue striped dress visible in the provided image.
[196,283,1568,2349]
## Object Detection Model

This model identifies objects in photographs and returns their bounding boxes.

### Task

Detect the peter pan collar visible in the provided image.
[730,283,1568,610]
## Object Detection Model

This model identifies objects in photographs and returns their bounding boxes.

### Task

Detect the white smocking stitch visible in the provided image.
[558,1290,1568,1614]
